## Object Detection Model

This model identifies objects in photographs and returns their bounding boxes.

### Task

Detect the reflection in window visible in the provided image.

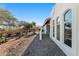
[56,17,60,41]
[64,9,72,47]
[53,20,55,37]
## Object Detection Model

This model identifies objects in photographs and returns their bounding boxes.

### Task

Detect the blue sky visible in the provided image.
[0,3,55,26]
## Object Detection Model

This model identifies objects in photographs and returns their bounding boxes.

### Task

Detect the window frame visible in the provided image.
[56,16,60,41]
[64,9,72,47]
[53,20,55,37]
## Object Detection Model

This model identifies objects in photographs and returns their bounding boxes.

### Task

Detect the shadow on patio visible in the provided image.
[22,34,66,56]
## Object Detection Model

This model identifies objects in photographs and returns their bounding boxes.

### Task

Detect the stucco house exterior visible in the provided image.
[43,3,79,56]
[43,17,51,35]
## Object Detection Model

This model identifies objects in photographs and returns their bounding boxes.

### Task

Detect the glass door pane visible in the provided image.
[56,17,60,41]
[64,9,72,47]
[53,20,55,37]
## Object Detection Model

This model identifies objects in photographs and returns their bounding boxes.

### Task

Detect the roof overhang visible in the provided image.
[43,17,51,26]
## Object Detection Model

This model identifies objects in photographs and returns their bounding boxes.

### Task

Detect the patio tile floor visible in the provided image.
[22,34,66,56]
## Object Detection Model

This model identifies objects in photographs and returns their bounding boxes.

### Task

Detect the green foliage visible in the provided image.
[24,23,32,29]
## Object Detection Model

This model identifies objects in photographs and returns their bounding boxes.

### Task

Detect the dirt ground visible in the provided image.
[0,34,36,56]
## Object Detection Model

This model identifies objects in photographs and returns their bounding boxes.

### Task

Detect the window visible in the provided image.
[53,20,55,37]
[56,17,60,41]
[64,9,72,47]
[46,24,50,36]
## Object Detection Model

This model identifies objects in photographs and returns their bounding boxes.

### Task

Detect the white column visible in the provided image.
[40,27,42,40]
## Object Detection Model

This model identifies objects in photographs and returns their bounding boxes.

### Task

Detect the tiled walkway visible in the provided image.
[22,34,66,56]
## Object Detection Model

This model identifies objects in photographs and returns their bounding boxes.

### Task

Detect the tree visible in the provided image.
[0,8,18,28]
[32,22,36,26]
[24,23,32,29]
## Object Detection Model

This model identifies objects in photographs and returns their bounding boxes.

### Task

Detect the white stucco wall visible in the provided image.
[50,3,78,56]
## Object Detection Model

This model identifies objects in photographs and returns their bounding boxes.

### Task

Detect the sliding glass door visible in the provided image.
[53,20,55,37]
[56,17,60,41]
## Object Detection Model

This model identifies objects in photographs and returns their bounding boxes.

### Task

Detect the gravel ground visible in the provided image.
[22,34,66,56]
[0,34,36,56]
